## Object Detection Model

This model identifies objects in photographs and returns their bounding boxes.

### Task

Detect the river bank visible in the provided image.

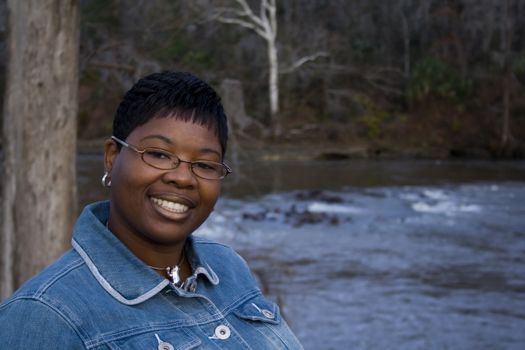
[77,135,524,162]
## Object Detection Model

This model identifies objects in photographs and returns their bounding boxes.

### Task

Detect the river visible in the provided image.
[78,153,525,350]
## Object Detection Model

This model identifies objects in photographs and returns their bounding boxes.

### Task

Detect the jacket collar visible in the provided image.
[72,201,219,305]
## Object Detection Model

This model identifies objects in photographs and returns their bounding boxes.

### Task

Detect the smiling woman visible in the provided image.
[106,118,224,255]
[0,71,303,349]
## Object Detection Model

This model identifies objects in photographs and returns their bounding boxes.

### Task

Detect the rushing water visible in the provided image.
[78,153,525,350]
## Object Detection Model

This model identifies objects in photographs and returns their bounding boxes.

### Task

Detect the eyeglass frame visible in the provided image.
[110,136,232,180]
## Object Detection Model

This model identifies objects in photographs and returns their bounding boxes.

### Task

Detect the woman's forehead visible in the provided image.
[129,117,222,154]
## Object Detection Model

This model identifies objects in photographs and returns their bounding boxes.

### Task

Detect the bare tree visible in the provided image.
[208,0,327,136]
[210,0,279,134]
[1,0,79,298]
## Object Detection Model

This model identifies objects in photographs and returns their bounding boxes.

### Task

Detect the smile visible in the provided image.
[150,197,189,213]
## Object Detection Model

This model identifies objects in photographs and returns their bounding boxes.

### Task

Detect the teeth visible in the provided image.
[151,197,189,213]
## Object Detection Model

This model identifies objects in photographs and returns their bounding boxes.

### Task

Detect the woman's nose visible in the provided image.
[161,160,197,187]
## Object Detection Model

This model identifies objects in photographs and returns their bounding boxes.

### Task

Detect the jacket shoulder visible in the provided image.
[0,251,87,348]
[0,296,85,348]
[5,249,84,301]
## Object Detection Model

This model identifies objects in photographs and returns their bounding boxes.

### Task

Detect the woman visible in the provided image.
[0,71,303,349]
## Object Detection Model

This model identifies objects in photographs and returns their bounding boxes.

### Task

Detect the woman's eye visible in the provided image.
[145,150,171,160]
[194,162,217,170]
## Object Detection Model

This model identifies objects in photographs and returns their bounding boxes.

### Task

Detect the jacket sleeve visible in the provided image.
[0,298,85,349]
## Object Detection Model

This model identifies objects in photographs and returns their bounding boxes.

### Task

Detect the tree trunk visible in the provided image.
[1,0,79,299]
[399,0,410,81]
[500,0,512,151]
[502,72,511,147]
[267,36,280,136]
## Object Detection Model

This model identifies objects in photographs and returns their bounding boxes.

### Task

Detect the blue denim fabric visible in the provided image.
[0,201,303,349]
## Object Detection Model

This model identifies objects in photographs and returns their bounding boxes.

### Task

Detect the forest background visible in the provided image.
[1,0,524,159]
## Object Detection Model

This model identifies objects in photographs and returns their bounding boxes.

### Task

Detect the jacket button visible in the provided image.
[214,325,231,340]
[158,342,174,350]
[155,334,174,350]
[262,309,274,319]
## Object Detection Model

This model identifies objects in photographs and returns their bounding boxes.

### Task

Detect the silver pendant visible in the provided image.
[166,266,181,285]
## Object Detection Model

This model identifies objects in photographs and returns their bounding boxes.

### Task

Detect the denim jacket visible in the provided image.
[0,201,303,349]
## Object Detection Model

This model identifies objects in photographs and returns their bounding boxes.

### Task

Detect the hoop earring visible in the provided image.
[101,172,112,187]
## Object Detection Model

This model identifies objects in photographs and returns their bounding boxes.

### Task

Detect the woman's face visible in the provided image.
[104,117,222,247]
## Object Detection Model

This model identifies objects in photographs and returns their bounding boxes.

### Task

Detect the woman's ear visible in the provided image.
[104,138,119,173]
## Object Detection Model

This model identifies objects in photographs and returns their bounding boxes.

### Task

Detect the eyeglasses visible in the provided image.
[111,136,232,180]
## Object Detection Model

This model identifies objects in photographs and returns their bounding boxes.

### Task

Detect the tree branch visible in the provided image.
[280,52,330,74]
[88,61,136,73]
[213,14,268,39]
[233,0,266,28]
[266,0,277,34]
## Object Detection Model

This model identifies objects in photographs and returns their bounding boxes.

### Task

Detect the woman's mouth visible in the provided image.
[150,197,190,214]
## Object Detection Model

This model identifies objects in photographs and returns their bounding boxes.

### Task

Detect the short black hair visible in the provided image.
[112,71,228,156]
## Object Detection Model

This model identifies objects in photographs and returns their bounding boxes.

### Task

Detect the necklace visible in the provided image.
[148,249,185,285]
[105,220,185,286]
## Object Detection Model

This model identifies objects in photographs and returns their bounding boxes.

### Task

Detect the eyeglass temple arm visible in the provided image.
[111,136,127,146]
[111,136,142,153]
